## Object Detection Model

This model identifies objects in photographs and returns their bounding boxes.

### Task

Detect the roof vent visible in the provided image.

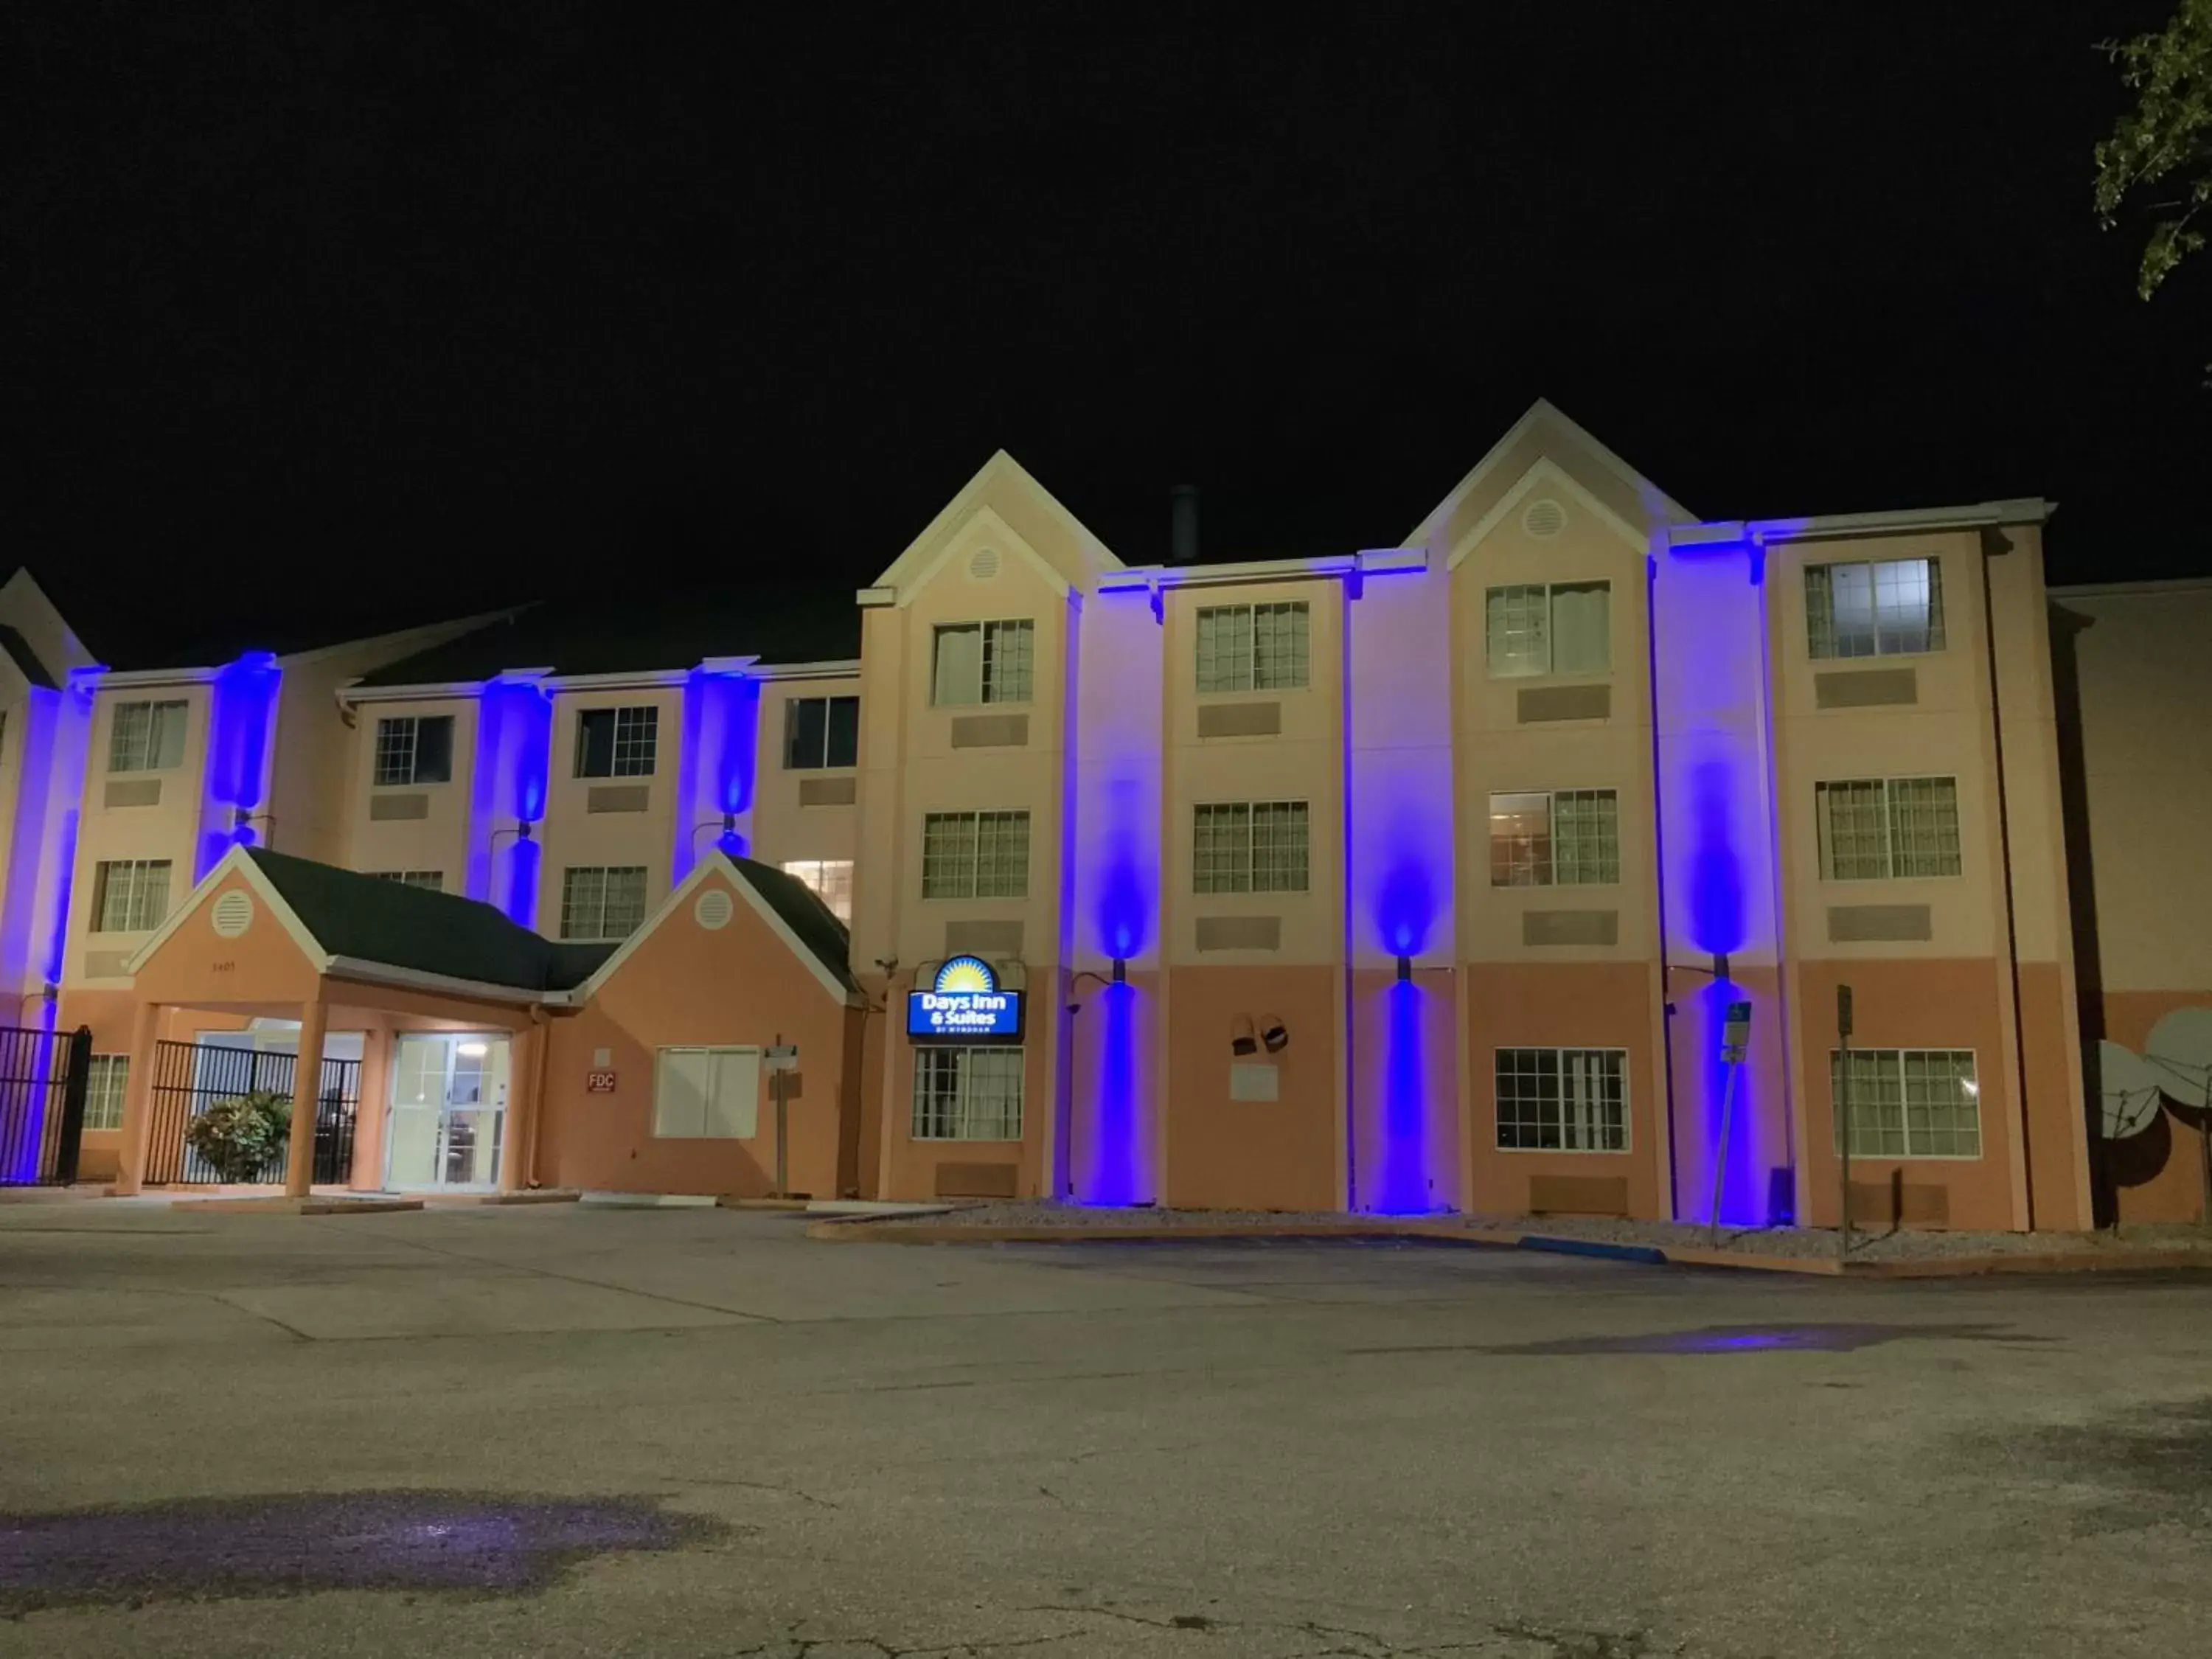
[1522,498,1568,539]
[211,890,255,939]
[967,548,1001,581]
[694,888,735,931]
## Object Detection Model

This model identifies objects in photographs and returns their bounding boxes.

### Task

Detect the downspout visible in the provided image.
[1979,535,2037,1232]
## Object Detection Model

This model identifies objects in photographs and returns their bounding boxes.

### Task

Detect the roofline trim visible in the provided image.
[2048,577,2212,599]
[1097,548,1425,595]
[338,657,867,705]
[1671,498,2055,549]
[323,956,550,1006]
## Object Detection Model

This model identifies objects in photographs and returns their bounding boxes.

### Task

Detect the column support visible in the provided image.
[283,995,330,1198]
[112,1001,164,1196]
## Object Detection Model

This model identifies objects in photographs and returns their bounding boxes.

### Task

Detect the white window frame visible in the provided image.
[931,619,1034,706]
[782,858,855,924]
[574,704,659,779]
[1484,582,1612,679]
[1192,800,1310,894]
[91,858,172,933]
[106,700,189,773]
[1830,1047,1982,1159]
[1488,789,1619,887]
[1195,602,1311,693]
[1804,557,1946,661]
[1815,775,1962,881]
[910,1046,1024,1141]
[372,714,454,787]
[559,865,650,940]
[83,1054,131,1131]
[651,1046,762,1140]
[369,870,445,891]
[1494,1046,1630,1152]
[921,810,1030,900]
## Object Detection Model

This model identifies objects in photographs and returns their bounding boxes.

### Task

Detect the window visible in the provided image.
[911,1047,1024,1140]
[1832,1048,1980,1158]
[83,1054,131,1131]
[1485,582,1611,678]
[373,716,454,786]
[785,695,860,769]
[1489,789,1618,886]
[1196,602,1310,692]
[652,1046,761,1139]
[1193,801,1310,894]
[107,700,188,773]
[575,706,658,778]
[1805,557,1945,659]
[1816,776,1961,880]
[782,859,854,924]
[369,870,444,891]
[559,866,649,939]
[921,811,1030,899]
[91,859,171,932]
[1496,1048,1629,1151]
[932,619,1034,706]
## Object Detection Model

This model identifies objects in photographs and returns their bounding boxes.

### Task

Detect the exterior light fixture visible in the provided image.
[1261,1018,1289,1054]
[1395,955,1412,982]
[1111,958,1127,984]
[1231,1018,1259,1057]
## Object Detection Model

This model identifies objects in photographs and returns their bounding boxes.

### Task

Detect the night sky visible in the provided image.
[8,1,2209,667]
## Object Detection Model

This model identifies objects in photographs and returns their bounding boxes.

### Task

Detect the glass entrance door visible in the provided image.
[384,1034,510,1189]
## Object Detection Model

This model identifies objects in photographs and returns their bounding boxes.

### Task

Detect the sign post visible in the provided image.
[765,1039,799,1197]
[1705,1000,1753,1247]
[1837,985,1855,1262]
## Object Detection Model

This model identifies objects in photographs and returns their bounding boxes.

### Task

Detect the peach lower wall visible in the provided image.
[1348,967,1460,1214]
[2100,990,2212,1225]
[2020,961,2093,1230]
[1466,961,1665,1220]
[1791,959,2018,1231]
[876,1021,1052,1203]
[1161,966,1340,1213]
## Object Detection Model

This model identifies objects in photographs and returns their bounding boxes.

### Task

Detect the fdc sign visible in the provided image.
[907,955,1024,1043]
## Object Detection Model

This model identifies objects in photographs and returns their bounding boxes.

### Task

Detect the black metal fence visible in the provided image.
[144,1040,361,1186]
[0,1024,91,1186]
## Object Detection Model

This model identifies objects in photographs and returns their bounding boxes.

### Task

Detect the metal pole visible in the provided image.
[1706,1062,1740,1248]
[773,1032,789,1198]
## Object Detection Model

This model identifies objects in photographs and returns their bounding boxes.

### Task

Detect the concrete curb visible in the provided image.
[422,1189,581,1207]
[718,1197,814,1212]
[180,1195,425,1216]
[801,1214,2212,1278]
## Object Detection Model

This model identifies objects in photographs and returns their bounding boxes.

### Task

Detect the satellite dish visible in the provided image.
[2097,1040,2165,1140]
[2145,1007,2212,1110]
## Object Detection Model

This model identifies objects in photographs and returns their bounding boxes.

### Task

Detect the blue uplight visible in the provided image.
[1085,981,1142,1204]
[1371,979,1430,1214]
[471,675,554,923]
[675,667,759,880]
[199,651,282,876]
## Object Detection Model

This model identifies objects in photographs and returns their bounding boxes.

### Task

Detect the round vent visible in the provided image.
[967,547,1002,581]
[210,890,255,939]
[1521,498,1568,539]
[694,888,734,931]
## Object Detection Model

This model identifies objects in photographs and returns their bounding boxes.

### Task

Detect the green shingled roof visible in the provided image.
[246,849,613,992]
[723,855,858,993]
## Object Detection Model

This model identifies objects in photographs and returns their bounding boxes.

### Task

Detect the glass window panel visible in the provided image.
[824,696,860,768]
[981,619,1034,703]
[1548,582,1611,675]
[1252,603,1310,690]
[1488,792,1553,886]
[1196,607,1253,693]
[1817,779,1892,880]
[1826,563,1879,658]
[1486,585,1549,678]
[575,710,616,778]
[1886,776,1962,877]
[933,625,983,706]
[1551,789,1619,886]
[910,1046,1024,1140]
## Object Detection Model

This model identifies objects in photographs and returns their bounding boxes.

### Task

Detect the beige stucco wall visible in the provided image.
[339,695,482,891]
[535,684,684,933]
[750,674,862,872]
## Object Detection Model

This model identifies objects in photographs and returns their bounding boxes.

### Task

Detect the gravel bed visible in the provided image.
[861,1199,2212,1260]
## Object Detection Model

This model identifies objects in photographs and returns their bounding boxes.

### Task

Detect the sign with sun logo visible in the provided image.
[908,954,1024,1042]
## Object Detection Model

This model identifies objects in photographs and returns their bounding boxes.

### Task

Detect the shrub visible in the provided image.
[184,1090,293,1183]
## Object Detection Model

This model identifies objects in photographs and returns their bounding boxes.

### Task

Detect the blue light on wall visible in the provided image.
[470,675,554,925]
[1087,981,1141,1205]
[676,667,760,877]
[199,650,282,876]
[1373,980,1430,1214]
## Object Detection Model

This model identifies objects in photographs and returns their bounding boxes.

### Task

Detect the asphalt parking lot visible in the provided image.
[1,1202,2208,1658]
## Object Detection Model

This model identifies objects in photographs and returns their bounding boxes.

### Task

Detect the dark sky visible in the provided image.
[7,1,2209,665]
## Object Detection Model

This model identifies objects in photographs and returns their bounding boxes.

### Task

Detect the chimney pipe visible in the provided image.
[1170,484,1200,566]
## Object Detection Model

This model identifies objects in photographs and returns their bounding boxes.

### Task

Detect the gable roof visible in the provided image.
[0,625,57,690]
[127,847,614,1000]
[866,450,1124,599]
[1403,397,1697,551]
[570,850,859,1005]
